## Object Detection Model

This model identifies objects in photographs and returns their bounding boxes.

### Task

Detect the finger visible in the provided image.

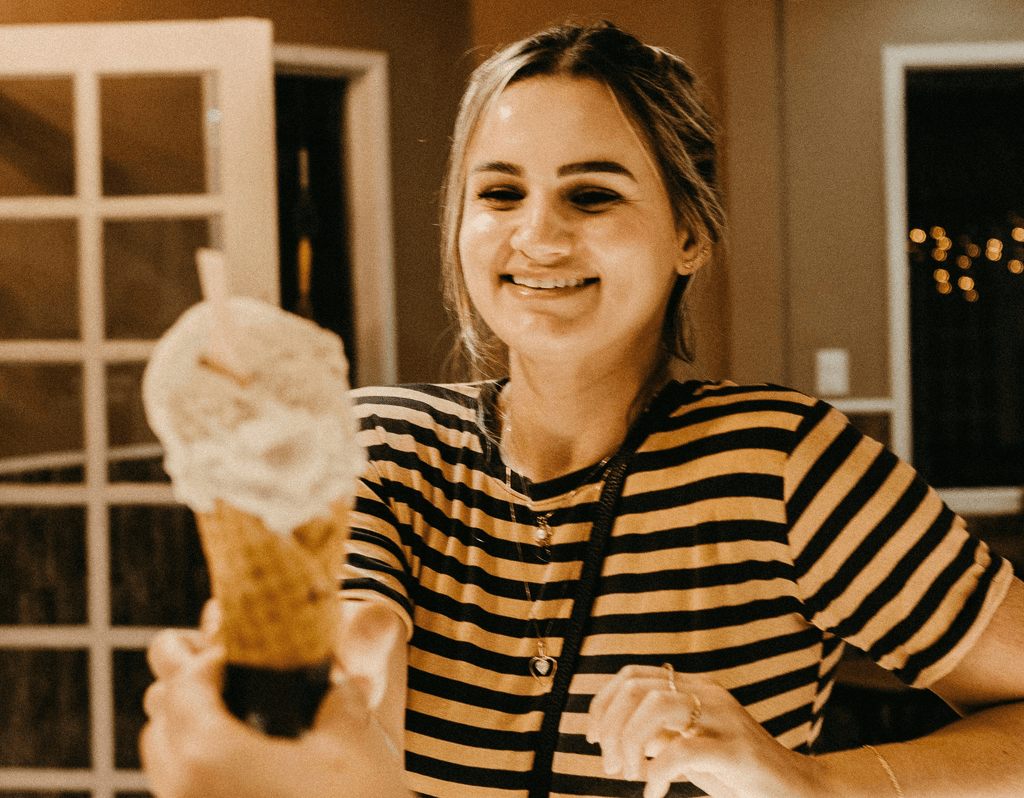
[143,680,166,719]
[138,719,168,795]
[586,665,641,738]
[200,599,223,640]
[644,740,700,798]
[619,690,687,780]
[156,643,227,736]
[644,775,672,798]
[642,734,699,798]
[147,628,207,680]
[590,673,664,775]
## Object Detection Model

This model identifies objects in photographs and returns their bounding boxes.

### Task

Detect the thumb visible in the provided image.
[335,601,403,710]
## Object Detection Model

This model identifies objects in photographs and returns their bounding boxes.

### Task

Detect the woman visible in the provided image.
[142,22,1024,798]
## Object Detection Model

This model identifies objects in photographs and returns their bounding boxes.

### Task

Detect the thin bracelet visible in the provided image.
[863,745,904,798]
[370,715,403,762]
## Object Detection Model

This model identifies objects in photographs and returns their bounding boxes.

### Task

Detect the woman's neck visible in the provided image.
[500,351,668,483]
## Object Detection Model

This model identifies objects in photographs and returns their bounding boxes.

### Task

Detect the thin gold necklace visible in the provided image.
[501,404,613,559]
[504,463,560,683]
[501,406,613,683]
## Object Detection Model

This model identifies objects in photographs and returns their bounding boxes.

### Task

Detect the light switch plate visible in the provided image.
[815,348,850,396]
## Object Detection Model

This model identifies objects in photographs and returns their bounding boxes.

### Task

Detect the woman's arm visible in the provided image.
[817,576,1024,797]
[587,577,1024,798]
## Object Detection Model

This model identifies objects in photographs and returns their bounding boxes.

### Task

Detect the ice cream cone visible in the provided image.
[195,498,350,671]
[142,293,366,736]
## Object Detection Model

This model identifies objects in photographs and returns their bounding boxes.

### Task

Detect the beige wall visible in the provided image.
[472,0,1024,400]
[0,0,473,384]
[735,0,1024,396]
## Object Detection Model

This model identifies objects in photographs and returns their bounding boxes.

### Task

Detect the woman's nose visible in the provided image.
[508,198,570,264]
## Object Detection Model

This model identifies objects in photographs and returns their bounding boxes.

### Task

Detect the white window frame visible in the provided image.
[0,28,397,798]
[274,43,397,387]
[0,18,279,797]
[882,40,1024,517]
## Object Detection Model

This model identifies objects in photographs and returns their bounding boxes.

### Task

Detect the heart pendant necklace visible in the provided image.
[506,461,559,686]
[529,639,557,680]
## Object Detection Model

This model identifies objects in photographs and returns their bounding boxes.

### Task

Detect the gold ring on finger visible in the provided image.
[661,662,678,693]
[688,692,702,723]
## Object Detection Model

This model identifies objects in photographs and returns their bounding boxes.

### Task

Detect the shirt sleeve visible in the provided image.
[783,399,1014,688]
[340,409,417,643]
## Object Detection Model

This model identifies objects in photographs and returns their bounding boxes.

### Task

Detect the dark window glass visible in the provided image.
[907,67,1024,487]
[109,505,209,627]
[113,649,153,770]
[0,649,90,767]
[0,506,86,625]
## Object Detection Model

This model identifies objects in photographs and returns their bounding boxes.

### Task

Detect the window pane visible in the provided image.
[109,505,209,627]
[0,649,90,767]
[100,75,206,196]
[907,68,1024,486]
[103,218,207,340]
[0,506,86,625]
[0,364,83,481]
[0,78,75,197]
[0,793,89,798]
[0,219,79,340]
[113,649,152,770]
[107,362,167,483]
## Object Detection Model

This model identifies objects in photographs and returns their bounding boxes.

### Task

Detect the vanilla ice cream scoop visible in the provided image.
[142,296,366,535]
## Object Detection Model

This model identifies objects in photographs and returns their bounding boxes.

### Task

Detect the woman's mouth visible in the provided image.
[503,275,598,290]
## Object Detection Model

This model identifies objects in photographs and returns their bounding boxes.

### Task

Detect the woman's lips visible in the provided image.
[502,274,598,290]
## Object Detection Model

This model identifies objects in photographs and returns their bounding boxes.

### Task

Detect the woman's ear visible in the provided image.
[676,230,711,276]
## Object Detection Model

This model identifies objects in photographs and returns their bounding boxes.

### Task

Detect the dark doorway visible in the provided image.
[275,74,358,381]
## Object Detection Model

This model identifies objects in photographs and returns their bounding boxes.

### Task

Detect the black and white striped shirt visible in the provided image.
[343,380,1011,798]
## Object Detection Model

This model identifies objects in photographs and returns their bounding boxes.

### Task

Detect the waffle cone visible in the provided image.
[195,499,349,670]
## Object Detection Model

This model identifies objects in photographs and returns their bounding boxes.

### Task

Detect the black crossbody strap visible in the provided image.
[527,451,632,798]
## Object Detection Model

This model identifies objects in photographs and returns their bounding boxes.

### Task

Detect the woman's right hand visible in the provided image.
[140,622,411,798]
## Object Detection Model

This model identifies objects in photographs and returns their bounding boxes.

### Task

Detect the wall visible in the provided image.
[8,0,1020,391]
[760,0,1024,396]
[0,0,474,384]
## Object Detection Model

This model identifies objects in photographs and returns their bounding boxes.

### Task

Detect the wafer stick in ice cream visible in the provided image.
[142,255,366,736]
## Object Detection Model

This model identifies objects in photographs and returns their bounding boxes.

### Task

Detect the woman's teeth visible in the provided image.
[509,275,590,289]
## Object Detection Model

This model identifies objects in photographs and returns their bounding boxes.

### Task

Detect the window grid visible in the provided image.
[0,19,278,798]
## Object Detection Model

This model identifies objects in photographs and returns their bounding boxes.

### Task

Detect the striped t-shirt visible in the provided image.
[343,380,1012,798]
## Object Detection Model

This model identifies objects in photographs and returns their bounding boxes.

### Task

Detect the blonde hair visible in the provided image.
[441,22,725,378]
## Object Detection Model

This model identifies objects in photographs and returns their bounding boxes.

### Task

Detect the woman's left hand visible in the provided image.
[586,664,831,798]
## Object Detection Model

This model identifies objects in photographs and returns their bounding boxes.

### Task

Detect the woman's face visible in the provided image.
[458,76,697,373]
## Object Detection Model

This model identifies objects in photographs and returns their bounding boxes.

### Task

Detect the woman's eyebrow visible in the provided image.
[469,160,521,176]
[468,160,637,180]
[558,160,636,180]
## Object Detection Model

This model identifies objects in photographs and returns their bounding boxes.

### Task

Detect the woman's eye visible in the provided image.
[571,188,622,211]
[477,186,523,206]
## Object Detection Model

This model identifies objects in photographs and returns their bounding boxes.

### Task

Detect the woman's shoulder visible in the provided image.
[666,379,826,417]
[350,381,488,409]
[348,381,495,431]
[650,379,852,449]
